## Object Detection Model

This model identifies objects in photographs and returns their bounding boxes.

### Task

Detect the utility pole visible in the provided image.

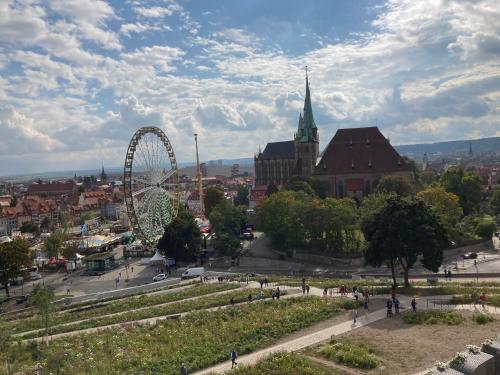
[194,134,204,216]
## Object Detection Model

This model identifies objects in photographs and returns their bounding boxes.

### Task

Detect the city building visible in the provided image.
[254,72,413,197]
[27,181,76,197]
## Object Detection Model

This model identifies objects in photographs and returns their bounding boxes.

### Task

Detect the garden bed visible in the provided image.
[7,297,356,374]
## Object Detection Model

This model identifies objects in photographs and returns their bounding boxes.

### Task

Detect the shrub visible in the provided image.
[318,342,378,369]
[403,310,464,325]
[472,313,495,325]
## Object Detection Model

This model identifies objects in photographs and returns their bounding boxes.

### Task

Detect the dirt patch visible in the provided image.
[336,310,500,374]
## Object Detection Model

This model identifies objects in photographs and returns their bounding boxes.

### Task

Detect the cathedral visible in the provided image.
[254,73,413,198]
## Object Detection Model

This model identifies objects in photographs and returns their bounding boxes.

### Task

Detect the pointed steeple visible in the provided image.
[296,66,317,143]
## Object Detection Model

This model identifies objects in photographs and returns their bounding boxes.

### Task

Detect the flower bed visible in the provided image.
[8,283,239,334]
[11,297,352,374]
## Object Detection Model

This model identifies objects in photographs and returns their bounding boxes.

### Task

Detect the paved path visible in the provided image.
[194,294,413,375]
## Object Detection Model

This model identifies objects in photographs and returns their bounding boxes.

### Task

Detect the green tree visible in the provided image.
[362,197,448,287]
[40,217,51,231]
[491,188,500,216]
[43,231,64,258]
[234,186,249,207]
[375,175,413,196]
[420,170,438,186]
[417,187,463,239]
[475,216,496,239]
[310,178,331,199]
[61,241,79,260]
[0,238,32,296]
[441,167,482,215]
[359,192,397,227]
[209,200,245,256]
[204,187,224,217]
[31,285,55,344]
[157,206,201,262]
[284,178,315,196]
[20,221,38,234]
[265,184,279,197]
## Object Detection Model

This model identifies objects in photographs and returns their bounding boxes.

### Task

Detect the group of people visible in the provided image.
[443,269,453,280]
[470,291,488,308]
[258,277,270,288]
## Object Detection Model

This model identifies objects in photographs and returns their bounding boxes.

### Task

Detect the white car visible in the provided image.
[152,273,168,282]
[31,273,42,280]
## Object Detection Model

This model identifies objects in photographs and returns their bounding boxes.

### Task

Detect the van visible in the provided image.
[181,267,205,279]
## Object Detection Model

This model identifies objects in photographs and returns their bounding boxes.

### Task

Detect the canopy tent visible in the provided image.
[149,250,166,265]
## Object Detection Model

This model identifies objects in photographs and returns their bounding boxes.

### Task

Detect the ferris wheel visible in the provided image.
[124,126,180,246]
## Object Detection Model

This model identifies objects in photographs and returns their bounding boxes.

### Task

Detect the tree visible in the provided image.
[375,175,413,196]
[20,221,38,234]
[420,170,439,186]
[491,188,500,216]
[209,200,245,256]
[61,241,79,260]
[0,238,32,296]
[204,187,224,217]
[234,186,249,207]
[441,167,482,215]
[417,187,463,238]
[40,217,51,231]
[157,206,201,262]
[284,178,315,196]
[362,197,448,287]
[265,184,278,197]
[31,285,55,344]
[43,232,64,258]
[310,178,331,199]
[475,216,496,238]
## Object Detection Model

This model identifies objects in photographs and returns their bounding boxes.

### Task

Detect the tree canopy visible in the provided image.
[0,238,32,296]
[203,187,224,217]
[43,231,64,258]
[209,200,245,256]
[284,178,315,196]
[441,167,482,215]
[362,196,448,287]
[491,188,500,216]
[20,221,38,234]
[157,206,201,262]
[475,216,496,239]
[375,175,413,196]
[233,185,249,207]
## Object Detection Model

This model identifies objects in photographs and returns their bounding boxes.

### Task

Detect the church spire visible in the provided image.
[296,66,317,143]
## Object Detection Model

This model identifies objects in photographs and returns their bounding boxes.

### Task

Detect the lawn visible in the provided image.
[4,297,355,374]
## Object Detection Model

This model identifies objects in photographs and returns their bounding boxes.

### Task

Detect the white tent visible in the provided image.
[149,250,166,265]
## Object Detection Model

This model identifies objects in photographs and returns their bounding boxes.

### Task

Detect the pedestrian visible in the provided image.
[323,287,328,297]
[302,277,306,285]
[200,276,203,283]
[394,298,400,314]
[302,284,306,295]
[444,269,448,280]
[271,290,276,300]
[471,291,478,306]
[264,277,268,287]
[354,291,359,301]
[259,279,264,289]
[351,309,358,324]
[276,287,281,299]
[411,298,417,312]
[66,288,70,295]
[180,363,188,375]
[306,284,310,294]
[479,293,486,309]
[448,269,452,280]
[230,349,238,369]
[258,290,264,300]
[230,297,235,305]
[119,272,122,278]
[248,293,253,303]
[364,299,369,314]
[131,266,134,273]
[386,298,393,317]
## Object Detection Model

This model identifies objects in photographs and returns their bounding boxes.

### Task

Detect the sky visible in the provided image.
[0,0,499,176]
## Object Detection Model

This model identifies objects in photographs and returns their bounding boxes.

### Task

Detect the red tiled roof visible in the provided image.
[315,127,413,175]
[27,181,75,194]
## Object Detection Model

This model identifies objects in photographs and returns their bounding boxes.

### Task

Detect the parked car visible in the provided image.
[152,274,168,282]
[462,252,478,259]
[181,267,205,279]
[240,232,254,240]
[31,273,42,280]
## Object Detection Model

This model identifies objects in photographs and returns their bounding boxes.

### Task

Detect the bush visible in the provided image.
[403,310,464,325]
[318,342,378,369]
[472,313,495,325]
[475,216,496,238]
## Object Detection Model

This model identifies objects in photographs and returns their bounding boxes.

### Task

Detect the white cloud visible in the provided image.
[49,0,116,24]
[134,6,173,18]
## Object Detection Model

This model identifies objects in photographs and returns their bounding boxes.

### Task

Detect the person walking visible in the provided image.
[411,298,417,312]
[302,283,306,295]
[264,277,269,287]
[230,297,235,306]
[259,279,264,289]
[180,363,188,375]
[386,298,393,317]
[479,293,486,309]
[323,288,328,297]
[230,349,238,369]
[276,287,281,299]
[363,299,369,315]
[248,293,253,303]
[471,291,478,306]
[394,298,400,314]
[444,269,448,280]
[351,309,358,324]
[306,284,310,295]
[448,269,452,280]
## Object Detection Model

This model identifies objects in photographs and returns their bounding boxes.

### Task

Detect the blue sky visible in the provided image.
[0,0,499,175]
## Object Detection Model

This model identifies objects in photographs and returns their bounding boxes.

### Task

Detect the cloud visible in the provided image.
[134,6,174,18]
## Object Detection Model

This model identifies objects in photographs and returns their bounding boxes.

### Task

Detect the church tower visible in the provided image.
[294,68,319,178]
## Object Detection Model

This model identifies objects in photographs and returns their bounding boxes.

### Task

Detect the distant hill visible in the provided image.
[394,137,500,159]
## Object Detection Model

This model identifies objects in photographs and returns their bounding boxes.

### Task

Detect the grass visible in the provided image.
[450,294,500,307]
[316,339,378,370]
[224,352,335,375]
[7,283,239,334]
[472,313,495,325]
[20,288,283,339]
[7,297,354,374]
[403,310,464,325]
